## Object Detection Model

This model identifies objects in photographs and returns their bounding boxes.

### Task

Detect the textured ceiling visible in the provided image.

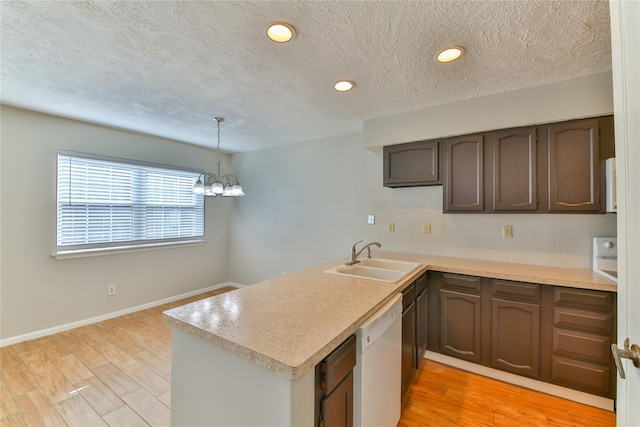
[1,1,612,152]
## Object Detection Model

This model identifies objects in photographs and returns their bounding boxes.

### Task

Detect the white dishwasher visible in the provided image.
[354,293,403,427]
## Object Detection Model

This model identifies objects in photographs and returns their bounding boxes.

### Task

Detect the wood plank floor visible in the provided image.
[399,361,615,427]
[1,286,615,426]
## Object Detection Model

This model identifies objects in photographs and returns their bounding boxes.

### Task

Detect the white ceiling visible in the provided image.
[1,1,612,153]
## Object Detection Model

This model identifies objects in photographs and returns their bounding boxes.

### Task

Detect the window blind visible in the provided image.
[57,153,204,253]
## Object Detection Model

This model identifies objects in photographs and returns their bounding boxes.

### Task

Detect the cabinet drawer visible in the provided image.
[553,307,612,334]
[552,328,611,364]
[492,279,540,301]
[552,355,611,397]
[441,273,482,292]
[402,283,416,311]
[416,274,428,295]
[323,335,356,395]
[553,288,612,311]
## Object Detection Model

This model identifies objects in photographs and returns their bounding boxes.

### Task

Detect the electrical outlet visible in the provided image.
[108,284,117,296]
[367,214,375,225]
[422,223,431,234]
[502,226,513,239]
[388,222,395,233]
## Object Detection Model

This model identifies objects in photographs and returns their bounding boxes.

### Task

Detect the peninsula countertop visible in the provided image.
[163,251,616,381]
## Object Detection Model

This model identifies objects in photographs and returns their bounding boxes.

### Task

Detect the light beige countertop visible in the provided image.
[163,251,616,381]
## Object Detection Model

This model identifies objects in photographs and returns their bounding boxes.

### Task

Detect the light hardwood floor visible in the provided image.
[399,362,615,427]
[1,287,615,426]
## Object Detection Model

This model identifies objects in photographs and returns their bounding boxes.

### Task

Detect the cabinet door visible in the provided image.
[401,301,416,396]
[383,140,440,187]
[416,289,428,368]
[491,298,540,378]
[320,371,354,427]
[547,119,601,212]
[444,134,484,212]
[492,127,537,211]
[440,290,481,363]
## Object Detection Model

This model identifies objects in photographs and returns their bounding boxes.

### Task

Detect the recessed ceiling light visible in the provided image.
[334,80,355,92]
[266,22,295,43]
[436,46,466,63]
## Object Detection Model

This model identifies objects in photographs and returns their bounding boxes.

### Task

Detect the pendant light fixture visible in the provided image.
[192,117,245,197]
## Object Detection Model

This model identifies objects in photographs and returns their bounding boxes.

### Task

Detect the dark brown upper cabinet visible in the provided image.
[445,127,538,213]
[492,127,538,211]
[444,134,484,212]
[440,116,613,214]
[383,140,441,187]
[547,118,601,212]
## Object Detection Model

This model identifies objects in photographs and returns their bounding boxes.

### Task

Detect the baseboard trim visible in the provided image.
[0,282,245,348]
[425,351,614,411]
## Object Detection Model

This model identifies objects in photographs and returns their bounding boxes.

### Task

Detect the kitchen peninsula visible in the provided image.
[163,251,616,426]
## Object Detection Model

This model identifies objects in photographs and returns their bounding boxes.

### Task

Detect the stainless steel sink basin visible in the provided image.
[325,258,421,283]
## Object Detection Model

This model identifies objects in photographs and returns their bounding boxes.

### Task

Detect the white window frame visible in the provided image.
[54,151,205,259]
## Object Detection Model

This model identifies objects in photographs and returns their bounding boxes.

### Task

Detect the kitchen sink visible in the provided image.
[358,258,420,273]
[325,258,421,283]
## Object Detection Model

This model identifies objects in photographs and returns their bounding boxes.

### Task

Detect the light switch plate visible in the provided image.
[422,223,431,234]
[388,222,395,233]
[502,225,513,238]
[367,214,375,225]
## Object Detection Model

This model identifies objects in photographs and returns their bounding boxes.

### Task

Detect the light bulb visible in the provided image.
[266,22,295,43]
[212,182,224,195]
[436,47,465,63]
[231,184,244,196]
[334,80,355,92]
[193,180,204,194]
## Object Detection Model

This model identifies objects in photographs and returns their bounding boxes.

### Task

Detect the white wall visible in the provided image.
[228,75,617,285]
[364,72,614,149]
[0,105,232,340]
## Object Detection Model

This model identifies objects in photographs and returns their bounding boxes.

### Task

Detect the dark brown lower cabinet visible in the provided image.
[315,335,356,427]
[427,272,616,398]
[551,356,611,396]
[550,287,616,396]
[416,286,428,367]
[401,273,430,399]
[440,290,481,363]
[491,298,540,378]
[401,300,416,397]
[320,371,354,427]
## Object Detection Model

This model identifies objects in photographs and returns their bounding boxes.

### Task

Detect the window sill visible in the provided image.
[53,240,207,260]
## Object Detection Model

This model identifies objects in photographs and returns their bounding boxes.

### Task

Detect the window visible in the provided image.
[56,152,204,254]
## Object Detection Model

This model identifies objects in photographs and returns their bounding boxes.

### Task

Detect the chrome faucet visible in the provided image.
[346,240,381,265]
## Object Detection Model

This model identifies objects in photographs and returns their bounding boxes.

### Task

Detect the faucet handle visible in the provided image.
[345,240,364,265]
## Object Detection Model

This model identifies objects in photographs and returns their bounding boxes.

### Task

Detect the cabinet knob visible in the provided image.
[604,241,615,249]
[611,338,640,379]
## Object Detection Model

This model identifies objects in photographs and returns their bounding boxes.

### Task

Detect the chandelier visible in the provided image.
[193,117,244,197]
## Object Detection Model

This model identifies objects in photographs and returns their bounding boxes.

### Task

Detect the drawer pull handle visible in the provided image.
[611,338,640,379]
